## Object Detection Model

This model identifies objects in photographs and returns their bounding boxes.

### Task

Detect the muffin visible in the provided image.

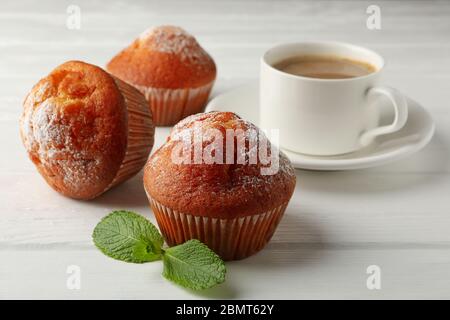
[143,111,296,260]
[20,60,155,200]
[106,25,216,126]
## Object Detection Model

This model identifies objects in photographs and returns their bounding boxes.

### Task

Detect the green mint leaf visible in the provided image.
[92,210,164,263]
[162,239,226,290]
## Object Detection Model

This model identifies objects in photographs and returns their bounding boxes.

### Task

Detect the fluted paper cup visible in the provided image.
[109,77,154,188]
[147,196,287,260]
[136,81,214,126]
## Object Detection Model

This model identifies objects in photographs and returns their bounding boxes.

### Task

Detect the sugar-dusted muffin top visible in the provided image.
[144,111,296,218]
[107,25,216,89]
[20,60,128,199]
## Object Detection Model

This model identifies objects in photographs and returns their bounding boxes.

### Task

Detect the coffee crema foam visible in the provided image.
[273,55,377,79]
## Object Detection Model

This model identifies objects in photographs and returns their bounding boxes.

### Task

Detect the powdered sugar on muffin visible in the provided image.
[166,111,293,176]
[144,111,296,218]
[20,61,154,199]
[138,26,211,67]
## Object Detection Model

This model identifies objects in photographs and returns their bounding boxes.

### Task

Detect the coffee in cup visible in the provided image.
[273,55,377,79]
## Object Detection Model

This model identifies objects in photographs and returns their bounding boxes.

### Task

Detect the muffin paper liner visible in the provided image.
[109,77,154,188]
[147,196,288,260]
[135,81,214,126]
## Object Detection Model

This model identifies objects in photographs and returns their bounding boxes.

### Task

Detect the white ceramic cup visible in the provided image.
[260,42,408,156]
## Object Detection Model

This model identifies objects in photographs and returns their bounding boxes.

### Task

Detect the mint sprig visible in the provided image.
[92,210,226,290]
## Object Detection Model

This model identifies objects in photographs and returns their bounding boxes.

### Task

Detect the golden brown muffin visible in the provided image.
[144,111,296,260]
[20,60,155,200]
[107,25,216,126]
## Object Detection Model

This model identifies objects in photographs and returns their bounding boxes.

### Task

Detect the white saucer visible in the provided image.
[205,83,435,171]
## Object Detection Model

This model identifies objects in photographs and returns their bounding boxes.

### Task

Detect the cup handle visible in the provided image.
[359,86,408,146]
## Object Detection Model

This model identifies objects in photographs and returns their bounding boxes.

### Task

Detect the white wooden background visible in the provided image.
[1,0,450,299]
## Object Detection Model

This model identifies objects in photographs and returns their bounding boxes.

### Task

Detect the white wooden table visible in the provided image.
[1,0,450,299]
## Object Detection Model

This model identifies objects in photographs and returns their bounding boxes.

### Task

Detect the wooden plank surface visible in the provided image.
[1,0,450,299]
